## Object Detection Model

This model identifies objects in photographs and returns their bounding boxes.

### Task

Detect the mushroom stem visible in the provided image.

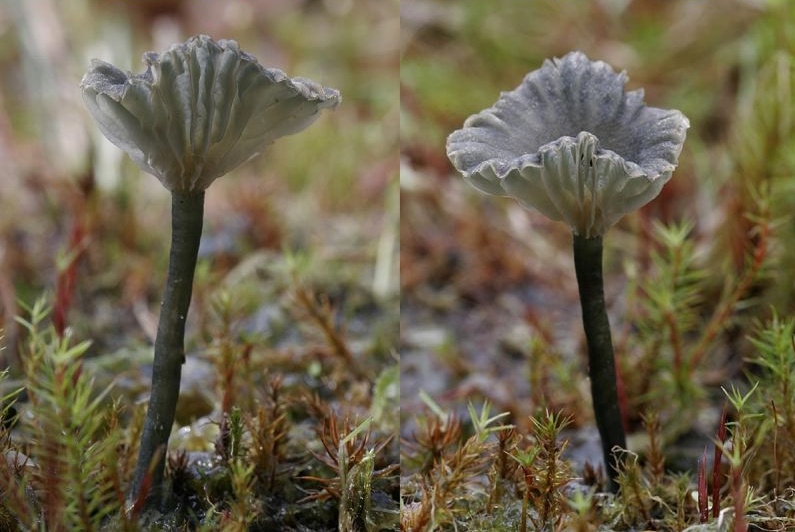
[572,234,626,492]
[131,191,205,507]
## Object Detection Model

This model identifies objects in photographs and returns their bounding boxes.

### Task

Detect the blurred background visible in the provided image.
[0,0,399,365]
[401,0,794,462]
[0,2,400,525]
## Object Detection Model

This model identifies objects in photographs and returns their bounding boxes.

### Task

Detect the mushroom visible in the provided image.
[446,51,688,491]
[81,34,340,507]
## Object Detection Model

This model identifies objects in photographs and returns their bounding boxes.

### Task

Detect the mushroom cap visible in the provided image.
[446,51,689,237]
[81,34,340,193]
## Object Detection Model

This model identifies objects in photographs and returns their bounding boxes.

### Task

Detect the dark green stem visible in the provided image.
[573,234,626,492]
[130,191,205,508]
